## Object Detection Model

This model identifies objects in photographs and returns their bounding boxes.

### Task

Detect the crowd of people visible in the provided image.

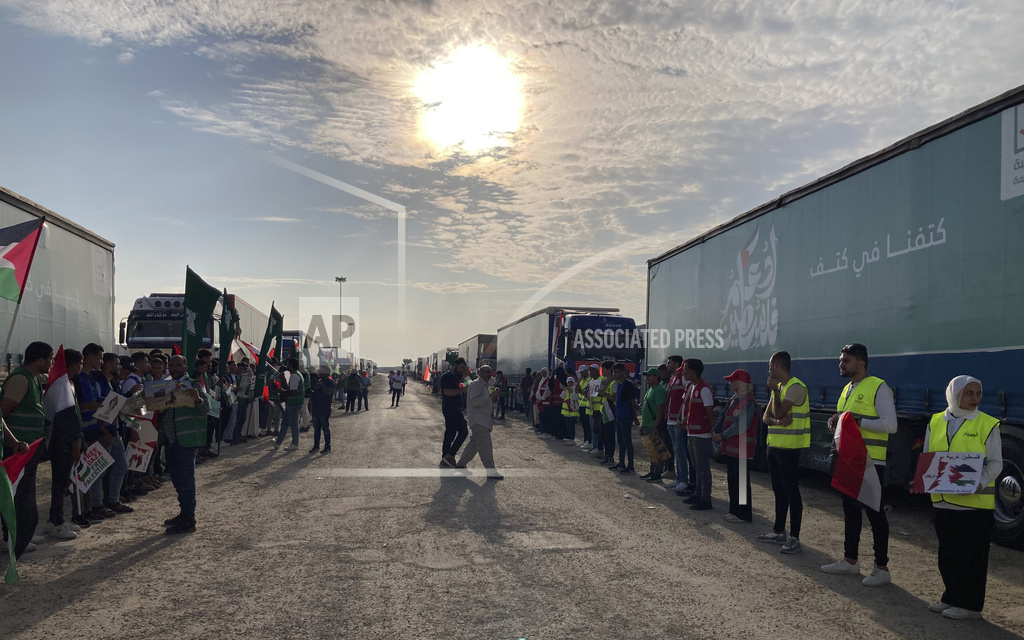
[433,345,1003,621]
[0,341,373,559]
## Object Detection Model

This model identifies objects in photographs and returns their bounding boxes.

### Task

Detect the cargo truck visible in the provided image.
[0,186,115,368]
[121,293,267,358]
[459,334,497,372]
[497,307,642,386]
[645,85,1024,544]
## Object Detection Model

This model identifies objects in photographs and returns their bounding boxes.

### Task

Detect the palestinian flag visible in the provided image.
[830,411,882,511]
[1,438,43,584]
[0,218,45,303]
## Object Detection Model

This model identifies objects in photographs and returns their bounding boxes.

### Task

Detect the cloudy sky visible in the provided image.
[1,0,1022,365]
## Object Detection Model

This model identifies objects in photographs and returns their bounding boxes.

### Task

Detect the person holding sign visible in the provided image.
[924,376,1002,620]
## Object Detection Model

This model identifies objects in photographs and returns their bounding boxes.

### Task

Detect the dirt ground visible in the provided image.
[2,379,1023,640]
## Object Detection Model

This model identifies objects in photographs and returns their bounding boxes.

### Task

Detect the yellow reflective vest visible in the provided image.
[837,376,889,464]
[767,376,810,449]
[927,412,999,510]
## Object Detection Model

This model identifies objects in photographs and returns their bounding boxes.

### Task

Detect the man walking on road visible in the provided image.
[821,343,897,587]
[456,365,503,479]
[439,358,470,468]
[391,370,406,407]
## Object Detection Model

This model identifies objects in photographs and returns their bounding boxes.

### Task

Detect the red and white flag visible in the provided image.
[1,438,43,583]
[831,411,882,511]
[43,345,77,423]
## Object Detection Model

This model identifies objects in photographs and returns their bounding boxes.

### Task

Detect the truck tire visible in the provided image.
[994,434,1024,547]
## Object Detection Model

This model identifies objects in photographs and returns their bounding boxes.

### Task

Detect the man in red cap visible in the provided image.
[713,369,758,523]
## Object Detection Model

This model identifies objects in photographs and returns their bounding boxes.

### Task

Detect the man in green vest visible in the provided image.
[0,341,53,556]
[160,355,212,535]
[757,351,810,554]
[821,343,898,587]
[274,358,305,451]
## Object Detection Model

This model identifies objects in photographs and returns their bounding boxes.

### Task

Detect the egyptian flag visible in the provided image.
[44,345,78,425]
[0,218,44,303]
[831,411,882,511]
[0,438,43,584]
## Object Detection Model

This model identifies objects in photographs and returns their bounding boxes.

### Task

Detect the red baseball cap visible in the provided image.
[723,369,752,384]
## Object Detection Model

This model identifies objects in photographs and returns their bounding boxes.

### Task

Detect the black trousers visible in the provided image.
[563,415,577,440]
[1,443,43,558]
[345,390,357,411]
[768,447,803,538]
[601,417,616,458]
[579,413,591,443]
[49,436,77,526]
[391,389,402,405]
[726,456,753,522]
[442,409,468,458]
[841,465,888,566]
[934,507,994,612]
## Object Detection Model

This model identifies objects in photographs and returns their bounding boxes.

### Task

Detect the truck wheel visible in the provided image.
[994,434,1024,547]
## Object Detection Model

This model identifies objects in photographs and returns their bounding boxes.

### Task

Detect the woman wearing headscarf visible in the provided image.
[925,375,1002,620]
[712,370,758,523]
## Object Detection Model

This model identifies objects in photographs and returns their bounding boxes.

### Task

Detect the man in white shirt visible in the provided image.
[456,365,503,479]
[391,371,406,407]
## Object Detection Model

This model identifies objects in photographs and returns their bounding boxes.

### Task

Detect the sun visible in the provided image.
[414,44,523,154]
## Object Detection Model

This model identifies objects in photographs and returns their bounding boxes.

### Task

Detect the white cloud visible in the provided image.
[117,50,134,63]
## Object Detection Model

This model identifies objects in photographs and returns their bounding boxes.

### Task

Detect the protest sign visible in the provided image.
[125,442,154,474]
[911,451,985,495]
[94,392,127,424]
[70,442,115,493]
[144,380,196,411]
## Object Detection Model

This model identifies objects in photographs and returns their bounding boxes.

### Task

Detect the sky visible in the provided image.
[1,0,1022,366]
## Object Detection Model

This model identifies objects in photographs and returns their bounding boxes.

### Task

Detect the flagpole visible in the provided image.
[2,301,24,370]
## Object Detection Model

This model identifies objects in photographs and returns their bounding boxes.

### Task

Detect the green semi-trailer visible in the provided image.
[646,85,1024,545]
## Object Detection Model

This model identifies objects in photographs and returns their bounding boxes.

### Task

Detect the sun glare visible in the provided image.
[414,45,523,154]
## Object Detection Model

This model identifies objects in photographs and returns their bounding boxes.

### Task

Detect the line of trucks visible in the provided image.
[413,85,1024,545]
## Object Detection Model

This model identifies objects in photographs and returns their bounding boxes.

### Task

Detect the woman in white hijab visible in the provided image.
[923,375,1003,621]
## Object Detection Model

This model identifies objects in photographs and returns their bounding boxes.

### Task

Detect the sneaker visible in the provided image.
[272,441,281,450]
[579,442,591,448]
[755,531,787,544]
[780,538,802,554]
[609,463,624,470]
[308,446,320,454]
[219,441,232,447]
[165,517,197,535]
[31,534,46,545]
[70,515,91,529]
[639,472,652,480]
[677,486,696,497]
[24,542,37,552]
[320,447,332,454]
[862,567,891,587]
[821,559,861,575]
[723,514,749,524]
[619,467,634,475]
[47,523,78,540]
[928,602,951,613]
[486,472,504,480]
[681,495,700,504]
[564,440,576,446]
[106,501,134,514]
[941,607,982,620]
[645,474,663,483]
[689,501,713,511]
[443,454,457,468]
[587,447,600,454]
[284,444,299,451]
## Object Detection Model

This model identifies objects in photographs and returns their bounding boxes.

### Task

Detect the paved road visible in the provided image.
[3,379,1023,639]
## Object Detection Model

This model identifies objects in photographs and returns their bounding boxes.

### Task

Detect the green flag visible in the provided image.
[219,290,236,377]
[181,267,221,375]
[255,303,283,398]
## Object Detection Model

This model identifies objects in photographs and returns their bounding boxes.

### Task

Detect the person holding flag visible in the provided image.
[821,343,898,587]
[0,341,53,557]
[42,347,86,540]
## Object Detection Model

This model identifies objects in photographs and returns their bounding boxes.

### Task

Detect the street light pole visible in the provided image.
[335,276,346,368]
